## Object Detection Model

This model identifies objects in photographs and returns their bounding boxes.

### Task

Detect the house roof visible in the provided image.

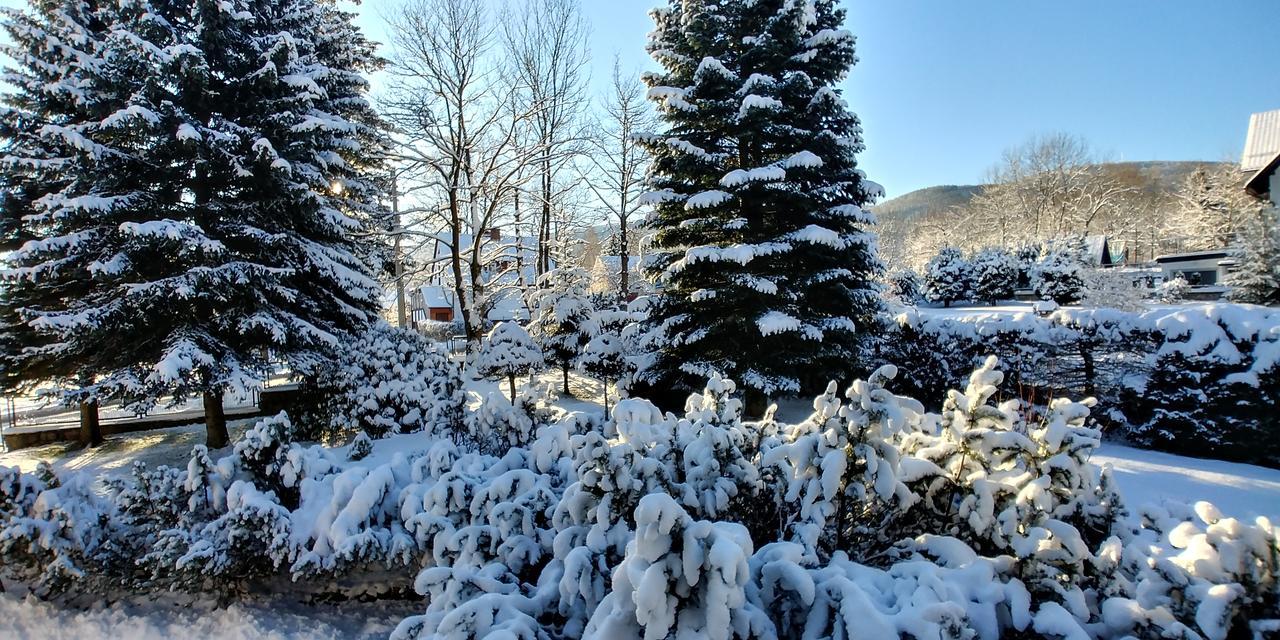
[1155,250,1232,264]
[418,285,452,308]
[1245,150,1280,198]
[1242,109,1280,172]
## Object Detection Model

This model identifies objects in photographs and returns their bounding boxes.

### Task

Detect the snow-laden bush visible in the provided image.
[312,323,466,441]
[1079,268,1146,312]
[1,357,1277,639]
[880,304,1280,465]
[1155,275,1191,304]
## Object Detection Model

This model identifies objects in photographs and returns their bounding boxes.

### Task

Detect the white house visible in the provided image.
[1154,249,1234,289]
[1243,109,1280,207]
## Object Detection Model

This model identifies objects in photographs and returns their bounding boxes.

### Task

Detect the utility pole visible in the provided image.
[392,172,407,329]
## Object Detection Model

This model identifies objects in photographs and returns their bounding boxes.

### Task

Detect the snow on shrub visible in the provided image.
[881,304,1280,466]
[0,357,1277,639]
[313,323,465,441]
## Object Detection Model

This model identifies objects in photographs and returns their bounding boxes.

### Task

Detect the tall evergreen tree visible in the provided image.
[0,0,387,448]
[0,0,133,446]
[638,0,883,409]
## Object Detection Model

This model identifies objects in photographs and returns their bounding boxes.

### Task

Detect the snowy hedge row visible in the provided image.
[1,358,1277,639]
[881,305,1280,467]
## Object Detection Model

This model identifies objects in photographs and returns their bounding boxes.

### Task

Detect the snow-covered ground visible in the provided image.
[1094,443,1280,521]
[0,593,417,640]
[0,419,258,478]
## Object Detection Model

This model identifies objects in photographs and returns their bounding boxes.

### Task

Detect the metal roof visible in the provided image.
[1242,109,1280,171]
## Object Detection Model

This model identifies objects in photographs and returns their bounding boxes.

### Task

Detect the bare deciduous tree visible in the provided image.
[381,0,548,343]
[502,0,590,278]
[580,59,657,297]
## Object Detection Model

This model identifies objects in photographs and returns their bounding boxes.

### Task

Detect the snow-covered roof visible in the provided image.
[418,285,452,308]
[1154,249,1232,263]
[1241,109,1280,172]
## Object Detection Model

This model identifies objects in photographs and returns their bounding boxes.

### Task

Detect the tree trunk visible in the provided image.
[508,374,517,403]
[619,217,629,298]
[449,193,475,344]
[78,399,102,448]
[562,364,570,395]
[204,390,229,449]
[1080,341,1096,398]
[744,388,768,419]
[602,379,609,418]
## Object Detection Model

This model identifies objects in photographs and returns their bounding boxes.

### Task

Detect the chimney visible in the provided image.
[488,228,500,241]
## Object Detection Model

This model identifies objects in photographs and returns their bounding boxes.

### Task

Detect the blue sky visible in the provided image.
[7,0,1279,198]
[354,0,1280,197]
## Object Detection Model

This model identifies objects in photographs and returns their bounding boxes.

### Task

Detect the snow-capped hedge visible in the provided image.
[0,358,1276,639]
[881,304,1280,467]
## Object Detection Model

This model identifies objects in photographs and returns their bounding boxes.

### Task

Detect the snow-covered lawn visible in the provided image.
[0,419,258,478]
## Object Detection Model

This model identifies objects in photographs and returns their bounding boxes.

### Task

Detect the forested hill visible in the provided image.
[871,160,1230,223]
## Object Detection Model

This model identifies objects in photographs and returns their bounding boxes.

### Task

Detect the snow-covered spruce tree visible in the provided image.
[1030,243,1084,304]
[887,268,922,305]
[527,267,595,395]
[637,0,884,410]
[969,246,1018,304]
[1226,206,1280,305]
[2,0,388,449]
[0,0,142,445]
[475,321,544,400]
[577,305,636,415]
[923,246,971,307]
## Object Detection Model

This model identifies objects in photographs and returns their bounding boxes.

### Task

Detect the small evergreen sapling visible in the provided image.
[924,247,972,307]
[526,268,595,394]
[576,307,635,415]
[969,246,1019,304]
[888,268,923,305]
[1031,244,1085,304]
[476,322,544,400]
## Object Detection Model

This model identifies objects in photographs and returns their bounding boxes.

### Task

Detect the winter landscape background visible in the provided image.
[0,0,1279,639]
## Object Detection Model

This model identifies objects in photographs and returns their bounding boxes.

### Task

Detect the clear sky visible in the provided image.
[6,0,1280,198]
[352,0,1280,197]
